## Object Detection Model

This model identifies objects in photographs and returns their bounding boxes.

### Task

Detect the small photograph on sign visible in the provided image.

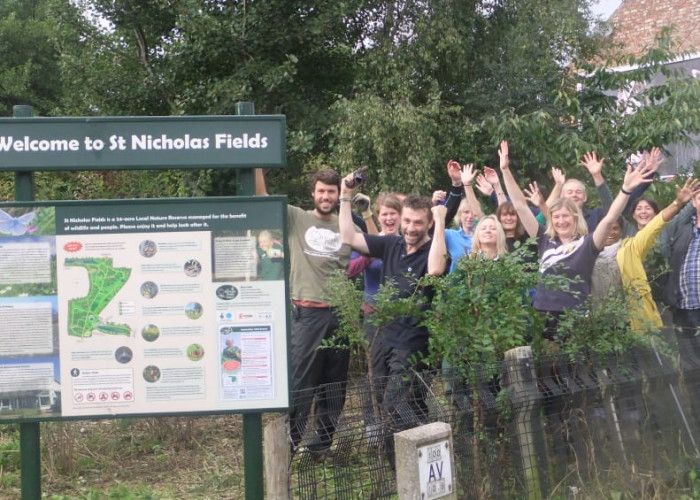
[115,346,133,364]
[141,324,160,342]
[140,281,159,299]
[143,365,161,383]
[183,259,202,277]
[138,240,157,258]
[184,301,203,320]
[0,359,61,419]
[0,208,37,236]
[212,229,284,282]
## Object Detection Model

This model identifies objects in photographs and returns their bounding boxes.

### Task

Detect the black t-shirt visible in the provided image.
[363,234,432,350]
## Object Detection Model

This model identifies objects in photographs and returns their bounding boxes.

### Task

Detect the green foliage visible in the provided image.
[0,0,65,116]
[554,287,654,359]
[483,29,700,189]
[325,270,366,352]
[328,244,669,377]
[684,468,700,499]
[424,249,544,371]
[327,92,474,195]
[1,0,697,205]
[51,0,173,116]
[325,271,429,358]
[0,425,20,470]
[47,483,159,499]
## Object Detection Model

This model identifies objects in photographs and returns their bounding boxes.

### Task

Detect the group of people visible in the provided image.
[254,140,700,463]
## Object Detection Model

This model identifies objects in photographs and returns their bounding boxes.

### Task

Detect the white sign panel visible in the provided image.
[0,197,290,422]
[418,439,453,499]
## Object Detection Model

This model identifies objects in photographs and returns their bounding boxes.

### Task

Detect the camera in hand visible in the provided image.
[345,166,369,188]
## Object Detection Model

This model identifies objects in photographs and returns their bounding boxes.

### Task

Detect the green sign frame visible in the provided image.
[0,115,285,171]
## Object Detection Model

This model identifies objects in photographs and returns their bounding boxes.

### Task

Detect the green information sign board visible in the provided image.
[0,196,290,423]
[0,115,285,171]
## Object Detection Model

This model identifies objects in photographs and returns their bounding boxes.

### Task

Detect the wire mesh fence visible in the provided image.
[278,340,700,499]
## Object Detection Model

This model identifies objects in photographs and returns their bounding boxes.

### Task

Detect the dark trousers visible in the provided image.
[289,306,350,452]
[371,340,429,465]
[362,315,379,427]
[671,308,700,367]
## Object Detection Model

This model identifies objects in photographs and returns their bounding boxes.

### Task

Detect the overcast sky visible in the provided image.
[591,0,623,20]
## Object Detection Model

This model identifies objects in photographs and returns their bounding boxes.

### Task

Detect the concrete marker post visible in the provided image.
[395,421,456,500]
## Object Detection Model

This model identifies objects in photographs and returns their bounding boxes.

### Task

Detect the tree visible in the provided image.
[325,0,607,196]
[50,0,371,202]
[0,0,65,116]
[482,29,700,191]
[5,1,698,204]
[326,3,700,201]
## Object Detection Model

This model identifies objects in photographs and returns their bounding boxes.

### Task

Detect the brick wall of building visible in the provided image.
[608,0,700,56]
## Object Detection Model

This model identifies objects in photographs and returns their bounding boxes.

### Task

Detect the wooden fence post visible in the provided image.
[264,415,291,499]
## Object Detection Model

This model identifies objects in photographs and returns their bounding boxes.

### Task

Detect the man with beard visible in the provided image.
[256,168,353,462]
[338,172,445,466]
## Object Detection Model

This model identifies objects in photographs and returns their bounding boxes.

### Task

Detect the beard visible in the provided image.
[314,200,336,215]
[403,229,427,246]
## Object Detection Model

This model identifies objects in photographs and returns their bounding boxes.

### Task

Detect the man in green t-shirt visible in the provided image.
[255,167,352,461]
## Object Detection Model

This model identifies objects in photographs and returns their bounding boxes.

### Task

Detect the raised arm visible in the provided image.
[339,173,370,253]
[622,147,661,213]
[661,178,700,223]
[428,204,448,276]
[443,160,465,223]
[497,141,539,237]
[546,167,565,207]
[581,151,615,217]
[460,163,484,219]
[255,168,269,196]
[593,162,657,249]
[353,193,378,235]
[524,182,549,221]
[580,151,606,187]
[659,195,695,258]
[483,166,507,205]
[475,174,501,209]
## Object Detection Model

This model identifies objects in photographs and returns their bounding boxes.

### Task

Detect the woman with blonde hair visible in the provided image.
[469,215,508,260]
[543,197,590,240]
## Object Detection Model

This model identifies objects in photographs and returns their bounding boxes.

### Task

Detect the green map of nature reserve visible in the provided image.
[65,257,132,338]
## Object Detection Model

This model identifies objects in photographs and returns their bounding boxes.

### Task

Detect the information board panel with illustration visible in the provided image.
[0,197,289,422]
